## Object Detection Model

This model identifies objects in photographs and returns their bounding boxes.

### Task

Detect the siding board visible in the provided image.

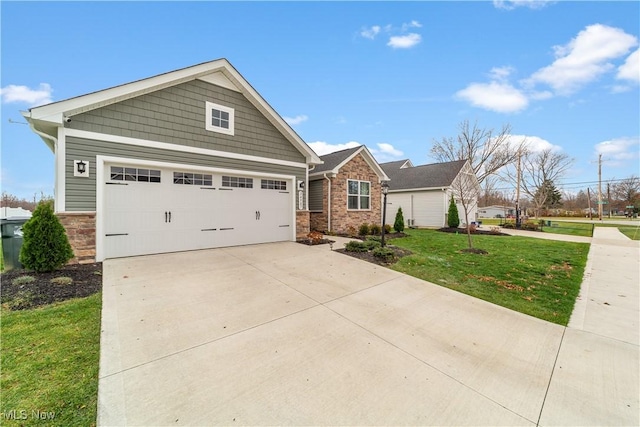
[65,136,306,211]
[68,79,305,164]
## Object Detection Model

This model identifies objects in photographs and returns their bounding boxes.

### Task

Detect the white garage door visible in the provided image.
[103,163,293,259]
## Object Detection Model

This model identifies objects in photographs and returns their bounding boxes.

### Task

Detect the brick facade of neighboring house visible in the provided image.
[57,212,96,264]
[296,210,310,239]
[309,146,389,235]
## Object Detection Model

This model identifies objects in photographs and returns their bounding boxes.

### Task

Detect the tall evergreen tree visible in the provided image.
[20,201,74,272]
[447,196,460,228]
[393,207,405,232]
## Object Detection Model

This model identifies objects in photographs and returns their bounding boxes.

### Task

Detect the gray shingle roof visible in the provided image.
[312,146,363,174]
[380,159,468,190]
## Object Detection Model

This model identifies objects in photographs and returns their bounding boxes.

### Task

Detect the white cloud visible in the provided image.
[369,143,404,163]
[401,20,422,31]
[360,25,381,40]
[283,114,308,126]
[617,48,640,83]
[594,136,640,162]
[456,81,529,113]
[488,66,515,82]
[507,134,563,152]
[493,0,554,10]
[308,141,361,156]
[387,33,422,49]
[526,24,638,95]
[0,83,53,106]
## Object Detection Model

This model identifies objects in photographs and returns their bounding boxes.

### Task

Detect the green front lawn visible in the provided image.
[391,229,589,325]
[1,294,102,426]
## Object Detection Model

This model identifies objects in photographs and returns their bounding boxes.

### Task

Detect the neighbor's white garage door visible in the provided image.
[103,163,293,259]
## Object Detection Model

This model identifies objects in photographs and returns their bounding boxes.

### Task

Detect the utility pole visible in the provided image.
[587,187,593,220]
[597,154,603,221]
[515,149,521,228]
[607,183,611,218]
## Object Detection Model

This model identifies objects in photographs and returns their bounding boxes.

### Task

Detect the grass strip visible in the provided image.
[1,293,102,426]
[391,229,589,325]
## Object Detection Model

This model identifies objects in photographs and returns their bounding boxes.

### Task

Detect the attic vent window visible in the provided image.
[205,101,234,136]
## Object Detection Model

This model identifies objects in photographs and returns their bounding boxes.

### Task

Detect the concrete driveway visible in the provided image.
[97,232,638,426]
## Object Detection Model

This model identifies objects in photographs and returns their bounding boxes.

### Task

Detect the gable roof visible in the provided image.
[380,159,468,190]
[22,58,322,165]
[310,145,389,181]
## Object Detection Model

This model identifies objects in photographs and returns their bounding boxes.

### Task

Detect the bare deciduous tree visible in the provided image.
[430,120,525,184]
[613,175,640,208]
[504,149,574,217]
[449,161,481,250]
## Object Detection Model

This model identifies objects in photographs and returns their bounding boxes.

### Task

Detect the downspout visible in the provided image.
[323,173,331,231]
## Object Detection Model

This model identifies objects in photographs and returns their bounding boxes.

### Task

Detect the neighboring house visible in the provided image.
[380,159,479,228]
[308,146,389,234]
[477,205,515,218]
[24,59,322,262]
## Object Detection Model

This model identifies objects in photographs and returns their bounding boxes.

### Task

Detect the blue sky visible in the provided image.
[2,1,639,201]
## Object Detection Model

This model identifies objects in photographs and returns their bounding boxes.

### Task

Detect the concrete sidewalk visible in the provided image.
[539,227,639,425]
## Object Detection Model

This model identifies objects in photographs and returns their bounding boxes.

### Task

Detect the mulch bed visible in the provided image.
[438,227,510,236]
[337,245,413,266]
[297,238,336,246]
[1,263,103,310]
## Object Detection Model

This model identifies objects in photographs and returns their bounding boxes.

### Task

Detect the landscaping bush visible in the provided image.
[502,222,515,229]
[347,226,358,237]
[522,221,540,231]
[363,239,381,250]
[366,235,382,243]
[384,224,392,234]
[394,207,405,232]
[372,246,395,262]
[345,240,369,252]
[370,223,381,235]
[358,223,370,236]
[19,201,74,273]
[447,196,460,228]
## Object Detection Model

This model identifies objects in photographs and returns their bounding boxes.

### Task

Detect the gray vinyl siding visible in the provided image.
[65,136,306,211]
[67,79,305,164]
[308,180,323,212]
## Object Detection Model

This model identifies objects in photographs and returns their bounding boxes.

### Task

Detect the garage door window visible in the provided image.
[347,179,370,210]
[173,172,213,186]
[261,179,287,190]
[222,176,253,188]
[110,166,161,183]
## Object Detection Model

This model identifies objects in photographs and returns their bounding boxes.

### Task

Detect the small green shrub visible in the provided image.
[20,201,74,272]
[366,235,382,242]
[394,207,405,232]
[5,290,35,310]
[502,222,515,229]
[358,223,370,236]
[12,275,36,286]
[363,239,381,250]
[384,224,392,233]
[447,196,460,228]
[51,276,73,286]
[345,241,369,252]
[372,247,395,262]
[370,223,381,235]
[522,221,540,231]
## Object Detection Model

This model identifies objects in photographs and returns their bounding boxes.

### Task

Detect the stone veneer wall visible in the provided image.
[329,155,381,234]
[296,210,310,239]
[57,212,96,264]
[309,179,329,232]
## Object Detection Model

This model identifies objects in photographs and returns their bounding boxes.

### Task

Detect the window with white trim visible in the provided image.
[261,179,287,190]
[347,179,370,210]
[205,101,234,136]
[173,172,213,186]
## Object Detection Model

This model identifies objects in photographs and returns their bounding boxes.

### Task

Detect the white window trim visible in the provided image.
[347,179,371,211]
[205,101,234,136]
